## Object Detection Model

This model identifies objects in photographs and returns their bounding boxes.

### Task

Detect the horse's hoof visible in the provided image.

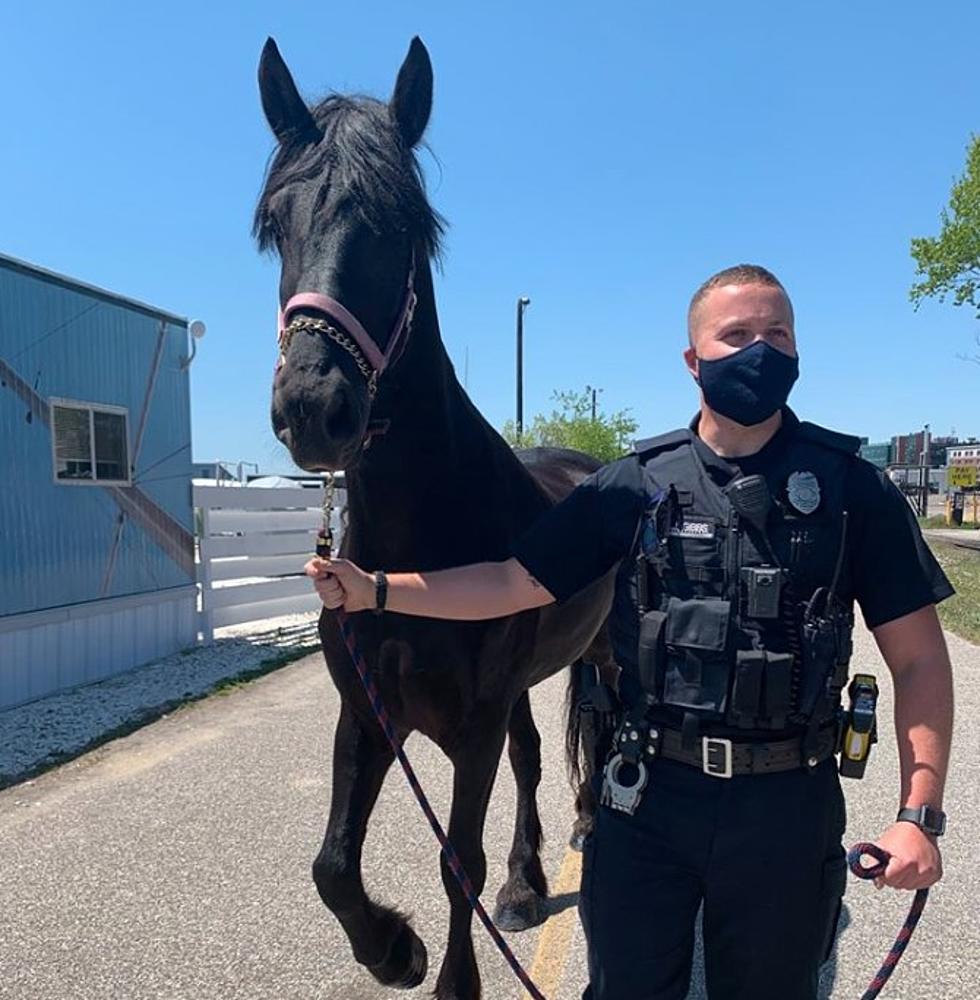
[367,921,428,989]
[493,892,548,932]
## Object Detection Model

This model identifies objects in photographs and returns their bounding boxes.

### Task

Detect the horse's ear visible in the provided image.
[390,37,432,149]
[258,38,321,145]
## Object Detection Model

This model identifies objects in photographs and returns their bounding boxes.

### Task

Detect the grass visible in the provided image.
[928,539,980,645]
[918,514,979,530]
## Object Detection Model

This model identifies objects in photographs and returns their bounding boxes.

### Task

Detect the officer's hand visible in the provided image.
[304,556,375,613]
[872,822,943,891]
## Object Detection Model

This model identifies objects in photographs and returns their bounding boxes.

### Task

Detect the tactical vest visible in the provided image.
[609,421,860,734]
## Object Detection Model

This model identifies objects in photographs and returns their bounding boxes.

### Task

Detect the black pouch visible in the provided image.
[762,652,794,730]
[662,598,731,715]
[729,650,765,728]
[637,610,668,698]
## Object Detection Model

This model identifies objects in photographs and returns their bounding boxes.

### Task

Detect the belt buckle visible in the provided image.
[702,737,733,778]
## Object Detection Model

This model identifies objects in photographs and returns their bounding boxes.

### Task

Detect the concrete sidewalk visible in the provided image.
[0,613,319,788]
[0,621,977,999]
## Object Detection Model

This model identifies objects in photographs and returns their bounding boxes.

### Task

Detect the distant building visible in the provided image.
[947,442,980,469]
[931,436,960,467]
[859,441,892,469]
[246,472,327,488]
[890,431,954,468]
[0,253,197,710]
[193,461,238,482]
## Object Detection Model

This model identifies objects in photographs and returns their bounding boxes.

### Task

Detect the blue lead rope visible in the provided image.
[846,842,930,1000]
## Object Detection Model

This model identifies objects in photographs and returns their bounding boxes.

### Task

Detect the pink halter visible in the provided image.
[276,255,417,391]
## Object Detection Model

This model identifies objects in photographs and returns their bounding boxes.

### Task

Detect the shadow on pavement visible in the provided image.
[545,891,580,919]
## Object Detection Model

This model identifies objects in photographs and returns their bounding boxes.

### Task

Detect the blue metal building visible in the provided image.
[0,253,197,709]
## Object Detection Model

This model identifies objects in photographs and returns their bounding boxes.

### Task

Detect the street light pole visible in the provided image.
[516,296,530,444]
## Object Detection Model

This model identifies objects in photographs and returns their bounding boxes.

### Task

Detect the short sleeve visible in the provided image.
[511,457,643,603]
[848,462,954,629]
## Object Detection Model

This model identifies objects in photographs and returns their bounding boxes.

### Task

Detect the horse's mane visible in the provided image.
[253,95,445,260]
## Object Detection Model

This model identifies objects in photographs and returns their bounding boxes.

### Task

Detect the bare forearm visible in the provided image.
[892,656,954,810]
[873,606,954,812]
[379,558,548,619]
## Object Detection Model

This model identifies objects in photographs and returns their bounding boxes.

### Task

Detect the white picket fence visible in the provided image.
[194,483,345,643]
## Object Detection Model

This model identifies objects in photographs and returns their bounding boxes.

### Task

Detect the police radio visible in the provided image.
[839,673,878,779]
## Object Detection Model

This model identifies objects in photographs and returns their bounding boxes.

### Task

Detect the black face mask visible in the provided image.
[697,340,799,427]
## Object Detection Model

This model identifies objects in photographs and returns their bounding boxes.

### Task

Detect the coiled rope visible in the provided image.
[846,842,929,1000]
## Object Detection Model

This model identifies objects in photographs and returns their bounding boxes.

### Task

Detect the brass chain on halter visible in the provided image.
[280,317,380,398]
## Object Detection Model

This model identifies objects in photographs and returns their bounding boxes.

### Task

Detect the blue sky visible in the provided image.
[2,2,978,472]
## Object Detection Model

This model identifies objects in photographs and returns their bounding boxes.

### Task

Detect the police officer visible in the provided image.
[308,264,954,1000]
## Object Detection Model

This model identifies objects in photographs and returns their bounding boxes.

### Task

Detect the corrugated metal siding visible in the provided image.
[0,589,197,709]
[0,259,195,618]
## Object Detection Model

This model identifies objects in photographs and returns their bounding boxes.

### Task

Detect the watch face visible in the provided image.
[899,806,946,836]
[924,807,947,836]
[911,806,946,837]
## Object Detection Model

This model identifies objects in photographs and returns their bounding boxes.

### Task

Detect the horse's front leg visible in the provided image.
[312,701,428,989]
[493,690,549,931]
[435,718,509,1000]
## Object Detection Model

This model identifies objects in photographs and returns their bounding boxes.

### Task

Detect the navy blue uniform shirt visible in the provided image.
[513,410,953,629]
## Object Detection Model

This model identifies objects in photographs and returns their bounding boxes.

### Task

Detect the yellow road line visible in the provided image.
[519,847,583,999]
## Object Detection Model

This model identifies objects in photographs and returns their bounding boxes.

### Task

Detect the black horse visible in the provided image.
[256,37,616,999]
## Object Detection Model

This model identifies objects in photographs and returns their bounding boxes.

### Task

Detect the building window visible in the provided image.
[51,399,131,486]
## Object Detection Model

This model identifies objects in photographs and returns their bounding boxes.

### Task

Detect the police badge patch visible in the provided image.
[787,471,821,515]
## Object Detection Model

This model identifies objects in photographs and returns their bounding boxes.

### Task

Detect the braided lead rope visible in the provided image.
[331,606,547,1000]
[847,842,930,1000]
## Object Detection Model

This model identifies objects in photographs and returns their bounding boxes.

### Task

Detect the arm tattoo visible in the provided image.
[527,574,542,590]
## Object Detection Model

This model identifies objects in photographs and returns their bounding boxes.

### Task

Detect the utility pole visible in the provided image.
[585,384,602,422]
[921,423,932,517]
[516,297,530,443]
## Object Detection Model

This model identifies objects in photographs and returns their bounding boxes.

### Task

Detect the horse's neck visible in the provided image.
[343,262,545,568]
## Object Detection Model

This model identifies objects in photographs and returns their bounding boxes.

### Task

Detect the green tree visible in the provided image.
[501,388,639,463]
[910,134,980,324]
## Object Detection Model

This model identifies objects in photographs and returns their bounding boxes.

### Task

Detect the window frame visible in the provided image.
[50,397,132,487]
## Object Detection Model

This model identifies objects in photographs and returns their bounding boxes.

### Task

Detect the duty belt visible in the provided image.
[601,715,840,815]
[659,725,838,778]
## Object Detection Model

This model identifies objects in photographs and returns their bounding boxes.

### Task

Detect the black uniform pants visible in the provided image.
[580,756,847,1000]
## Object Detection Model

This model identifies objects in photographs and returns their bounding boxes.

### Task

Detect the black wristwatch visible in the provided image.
[896,805,947,837]
[373,570,388,615]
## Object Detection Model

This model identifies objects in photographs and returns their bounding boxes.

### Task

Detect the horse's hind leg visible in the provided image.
[493,691,549,932]
[312,702,428,989]
[435,718,509,1000]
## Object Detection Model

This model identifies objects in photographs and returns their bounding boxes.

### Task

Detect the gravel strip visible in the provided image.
[0,612,321,788]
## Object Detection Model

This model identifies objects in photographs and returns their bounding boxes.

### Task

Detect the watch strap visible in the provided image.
[373,570,388,615]
[896,805,946,837]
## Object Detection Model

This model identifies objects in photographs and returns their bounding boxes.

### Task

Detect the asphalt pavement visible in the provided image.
[1,621,977,1000]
